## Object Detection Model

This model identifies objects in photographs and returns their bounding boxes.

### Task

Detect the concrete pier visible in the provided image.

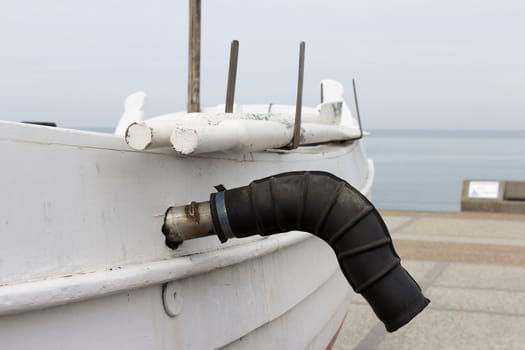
[333,210,525,350]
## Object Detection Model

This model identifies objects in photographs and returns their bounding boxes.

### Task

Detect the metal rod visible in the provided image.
[187,0,201,113]
[352,78,364,140]
[291,41,305,149]
[225,40,239,113]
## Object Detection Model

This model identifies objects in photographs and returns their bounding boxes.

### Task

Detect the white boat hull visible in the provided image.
[0,121,374,349]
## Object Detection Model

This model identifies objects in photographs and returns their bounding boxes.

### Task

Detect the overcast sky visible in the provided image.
[1,0,524,129]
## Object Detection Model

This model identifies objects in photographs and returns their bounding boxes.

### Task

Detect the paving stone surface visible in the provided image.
[333,211,525,350]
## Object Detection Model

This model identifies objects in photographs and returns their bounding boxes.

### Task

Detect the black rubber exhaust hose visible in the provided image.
[210,171,429,332]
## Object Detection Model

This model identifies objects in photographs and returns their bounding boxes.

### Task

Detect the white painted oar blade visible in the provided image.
[115,92,146,136]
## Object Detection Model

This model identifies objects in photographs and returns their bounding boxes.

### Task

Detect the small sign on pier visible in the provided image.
[461,179,525,214]
[467,181,500,199]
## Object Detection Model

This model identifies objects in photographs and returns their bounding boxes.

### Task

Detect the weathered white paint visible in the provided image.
[0,120,372,283]
[170,119,362,155]
[0,227,349,349]
[0,116,373,349]
[125,119,178,151]
[171,119,292,154]
[121,80,360,153]
[321,80,344,103]
[0,230,311,316]
[162,281,183,317]
[223,271,351,350]
[135,111,360,155]
[114,91,146,136]
[202,104,322,121]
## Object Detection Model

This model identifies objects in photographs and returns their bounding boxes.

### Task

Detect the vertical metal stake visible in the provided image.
[352,79,364,139]
[225,40,239,113]
[187,0,201,113]
[292,41,305,149]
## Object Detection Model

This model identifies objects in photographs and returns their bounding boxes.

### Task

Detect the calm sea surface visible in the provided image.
[83,127,525,212]
[363,129,525,212]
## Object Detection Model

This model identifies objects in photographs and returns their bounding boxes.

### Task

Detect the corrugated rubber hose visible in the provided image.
[165,171,430,332]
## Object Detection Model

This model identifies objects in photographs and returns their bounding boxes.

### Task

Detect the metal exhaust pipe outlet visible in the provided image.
[162,201,214,248]
[162,171,430,332]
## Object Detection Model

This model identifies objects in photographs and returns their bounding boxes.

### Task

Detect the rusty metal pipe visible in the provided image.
[162,201,214,248]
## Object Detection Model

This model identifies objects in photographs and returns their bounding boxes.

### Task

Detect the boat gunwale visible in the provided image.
[0,231,312,316]
[0,120,363,162]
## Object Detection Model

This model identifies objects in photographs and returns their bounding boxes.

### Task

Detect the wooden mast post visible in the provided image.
[187,0,201,112]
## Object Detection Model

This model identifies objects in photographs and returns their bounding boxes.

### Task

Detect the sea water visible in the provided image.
[364,129,525,212]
